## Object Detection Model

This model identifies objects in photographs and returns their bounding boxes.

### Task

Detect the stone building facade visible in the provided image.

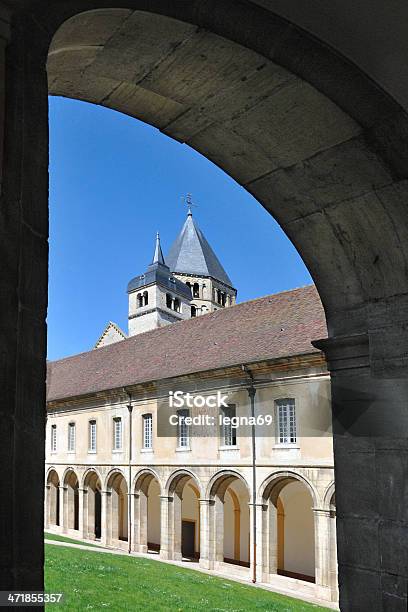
[45,284,337,604]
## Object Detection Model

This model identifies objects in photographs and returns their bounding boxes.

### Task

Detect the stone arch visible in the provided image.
[104,467,126,492]
[206,469,251,501]
[261,471,317,584]
[62,469,79,532]
[165,469,202,498]
[81,467,103,490]
[105,470,128,547]
[207,470,250,569]
[2,0,408,603]
[259,470,319,508]
[323,482,336,512]
[163,469,202,561]
[45,469,60,528]
[133,468,162,553]
[133,468,163,496]
[82,469,102,541]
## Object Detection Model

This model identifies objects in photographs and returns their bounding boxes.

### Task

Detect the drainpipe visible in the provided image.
[123,387,133,554]
[242,365,257,584]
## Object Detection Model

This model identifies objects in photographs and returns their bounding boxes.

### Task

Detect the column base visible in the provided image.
[199,558,212,570]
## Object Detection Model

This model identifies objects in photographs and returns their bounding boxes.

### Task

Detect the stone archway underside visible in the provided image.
[1,3,408,610]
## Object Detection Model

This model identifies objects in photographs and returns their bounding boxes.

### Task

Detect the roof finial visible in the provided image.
[152,231,165,265]
[182,193,197,217]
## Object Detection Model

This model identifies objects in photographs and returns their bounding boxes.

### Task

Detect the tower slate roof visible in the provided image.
[127,233,191,299]
[166,212,234,288]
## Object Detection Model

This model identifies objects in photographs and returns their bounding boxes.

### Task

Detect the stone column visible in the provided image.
[44,485,50,530]
[313,330,408,611]
[78,488,86,539]
[249,503,266,582]
[213,496,224,564]
[159,495,173,560]
[263,498,278,577]
[61,486,68,533]
[313,508,333,600]
[198,499,211,569]
[133,492,148,553]
[0,4,49,591]
[100,491,110,547]
[172,493,183,561]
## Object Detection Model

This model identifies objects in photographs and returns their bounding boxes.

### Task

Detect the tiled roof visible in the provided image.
[166,213,234,287]
[47,285,327,402]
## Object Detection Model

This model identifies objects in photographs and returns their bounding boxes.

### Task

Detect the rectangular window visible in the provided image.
[89,420,97,452]
[276,399,297,444]
[143,413,153,449]
[177,409,190,448]
[68,422,76,452]
[221,404,237,446]
[113,417,122,451]
[51,424,57,452]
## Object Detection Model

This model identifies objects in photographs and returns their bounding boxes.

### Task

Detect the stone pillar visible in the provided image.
[86,487,96,540]
[313,508,333,600]
[213,496,224,564]
[313,331,408,611]
[0,4,49,591]
[133,492,148,553]
[44,485,50,530]
[172,493,183,561]
[78,488,86,539]
[101,491,110,547]
[159,495,172,560]
[61,486,68,533]
[249,503,265,582]
[198,499,211,569]
[263,498,278,577]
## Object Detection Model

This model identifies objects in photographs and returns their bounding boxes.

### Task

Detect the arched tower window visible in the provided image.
[137,293,143,308]
[193,282,200,298]
[186,281,192,296]
[166,293,173,309]
[174,298,181,313]
[143,291,148,306]
[191,305,197,317]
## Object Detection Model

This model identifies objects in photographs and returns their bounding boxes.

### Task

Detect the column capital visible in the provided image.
[312,507,332,517]
[159,495,173,502]
[199,498,213,505]
[312,332,369,372]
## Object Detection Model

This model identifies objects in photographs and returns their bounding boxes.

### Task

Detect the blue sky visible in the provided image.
[48,97,311,360]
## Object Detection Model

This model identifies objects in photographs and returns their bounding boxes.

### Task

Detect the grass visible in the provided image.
[45,544,331,611]
[44,532,101,548]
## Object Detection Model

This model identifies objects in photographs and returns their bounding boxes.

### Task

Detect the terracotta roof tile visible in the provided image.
[46,285,327,402]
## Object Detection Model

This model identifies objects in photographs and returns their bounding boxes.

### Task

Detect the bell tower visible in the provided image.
[127,233,192,336]
[166,200,237,316]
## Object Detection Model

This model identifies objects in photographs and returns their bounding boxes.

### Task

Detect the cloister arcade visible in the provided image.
[4,2,408,607]
[45,466,337,601]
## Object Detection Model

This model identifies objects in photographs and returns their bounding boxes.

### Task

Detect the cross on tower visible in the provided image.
[181,193,198,216]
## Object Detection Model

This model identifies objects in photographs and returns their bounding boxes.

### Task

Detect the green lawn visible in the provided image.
[45,544,331,611]
[44,532,101,548]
